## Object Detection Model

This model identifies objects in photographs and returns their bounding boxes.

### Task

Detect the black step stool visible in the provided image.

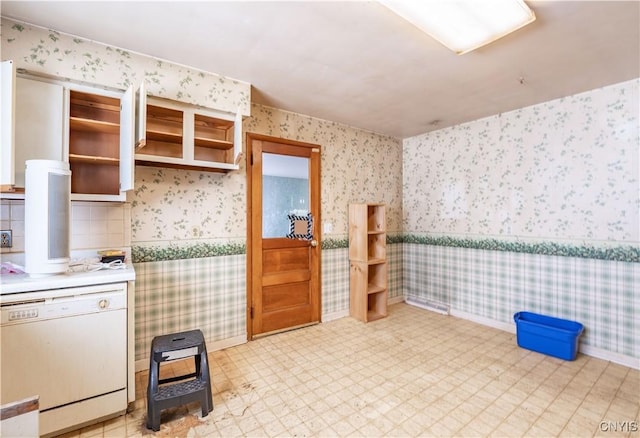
[146,329,213,431]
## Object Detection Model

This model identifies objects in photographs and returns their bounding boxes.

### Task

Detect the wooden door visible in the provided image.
[247,133,321,338]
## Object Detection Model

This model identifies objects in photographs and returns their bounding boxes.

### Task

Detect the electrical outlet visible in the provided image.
[1,230,12,248]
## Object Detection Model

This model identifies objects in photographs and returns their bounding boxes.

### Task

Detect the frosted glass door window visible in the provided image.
[262,153,309,238]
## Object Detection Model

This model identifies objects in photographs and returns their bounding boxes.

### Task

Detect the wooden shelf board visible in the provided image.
[70,117,119,134]
[136,139,183,159]
[147,104,183,119]
[366,285,386,295]
[135,159,236,173]
[70,91,119,108]
[1,186,24,194]
[146,129,183,144]
[194,115,233,134]
[69,154,119,165]
[367,257,386,265]
[194,136,233,150]
[366,312,387,322]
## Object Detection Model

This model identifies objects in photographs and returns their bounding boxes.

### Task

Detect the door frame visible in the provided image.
[246,132,322,340]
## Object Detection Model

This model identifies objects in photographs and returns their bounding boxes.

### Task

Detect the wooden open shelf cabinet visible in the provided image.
[68,90,122,196]
[349,203,388,322]
[1,63,137,201]
[135,96,241,172]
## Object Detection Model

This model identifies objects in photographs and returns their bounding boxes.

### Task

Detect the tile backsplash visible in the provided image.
[0,200,24,252]
[70,201,131,250]
[0,199,130,257]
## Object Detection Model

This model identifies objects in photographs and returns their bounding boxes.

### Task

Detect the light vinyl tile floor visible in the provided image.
[63,303,639,438]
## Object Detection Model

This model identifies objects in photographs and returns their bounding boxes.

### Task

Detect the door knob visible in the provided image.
[310,240,318,247]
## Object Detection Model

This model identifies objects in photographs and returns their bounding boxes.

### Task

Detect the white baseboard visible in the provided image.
[405,296,449,315]
[449,308,516,334]
[322,309,349,322]
[579,345,640,370]
[388,295,404,305]
[135,334,247,372]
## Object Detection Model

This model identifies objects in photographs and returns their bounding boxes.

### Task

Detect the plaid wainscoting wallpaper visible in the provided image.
[133,240,637,362]
[404,243,639,359]
[321,248,350,316]
[133,244,404,361]
[133,255,246,361]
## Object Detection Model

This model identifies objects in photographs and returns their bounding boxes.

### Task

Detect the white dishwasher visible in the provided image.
[1,282,128,437]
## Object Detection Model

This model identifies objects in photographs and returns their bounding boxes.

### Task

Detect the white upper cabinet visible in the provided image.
[65,82,137,201]
[15,77,65,187]
[1,64,143,201]
[135,95,243,172]
[1,60,16,189]
[1,65,64,192]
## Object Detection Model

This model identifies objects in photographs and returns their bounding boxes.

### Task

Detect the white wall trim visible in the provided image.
[135,334,247,372]
[388,295,405,305]
[322,309,349,322]
[450,308,516,334]
[579,345,640,370]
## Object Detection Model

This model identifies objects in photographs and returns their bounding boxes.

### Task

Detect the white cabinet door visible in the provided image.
[119,81,145,193]
[15,77,65,188]
[135,81,146,150]
[119,84,134,193]
[1,67,64,190]
[1,60,16,188]
[234,108,243,165]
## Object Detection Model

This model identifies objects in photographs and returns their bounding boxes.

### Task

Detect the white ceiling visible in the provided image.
[2,1,639,139]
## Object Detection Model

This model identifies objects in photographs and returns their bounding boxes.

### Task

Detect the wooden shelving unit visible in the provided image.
[143,104,184,158]
[349,203,388,322]
[68,90,121,196]
[135,97,241,171]
[193,113,234,163]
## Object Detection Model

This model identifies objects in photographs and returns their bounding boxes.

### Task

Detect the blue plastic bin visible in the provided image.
[513,312,584,361]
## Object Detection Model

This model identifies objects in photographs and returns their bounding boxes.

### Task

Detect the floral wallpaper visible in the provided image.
[130,166,246,244]
[245,104,403,237]
[1,18,250,116]
[129,103,402,249]
[403,78,639,245]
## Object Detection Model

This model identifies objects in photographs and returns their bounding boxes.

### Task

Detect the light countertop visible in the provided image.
[0,264,135,295]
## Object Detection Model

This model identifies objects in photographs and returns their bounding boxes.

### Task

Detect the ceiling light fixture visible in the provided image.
[379,0,536,55]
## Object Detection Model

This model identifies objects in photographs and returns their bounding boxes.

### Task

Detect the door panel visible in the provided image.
[247,134,321,338]
[263,282,310,311]
[263,246,310,273]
